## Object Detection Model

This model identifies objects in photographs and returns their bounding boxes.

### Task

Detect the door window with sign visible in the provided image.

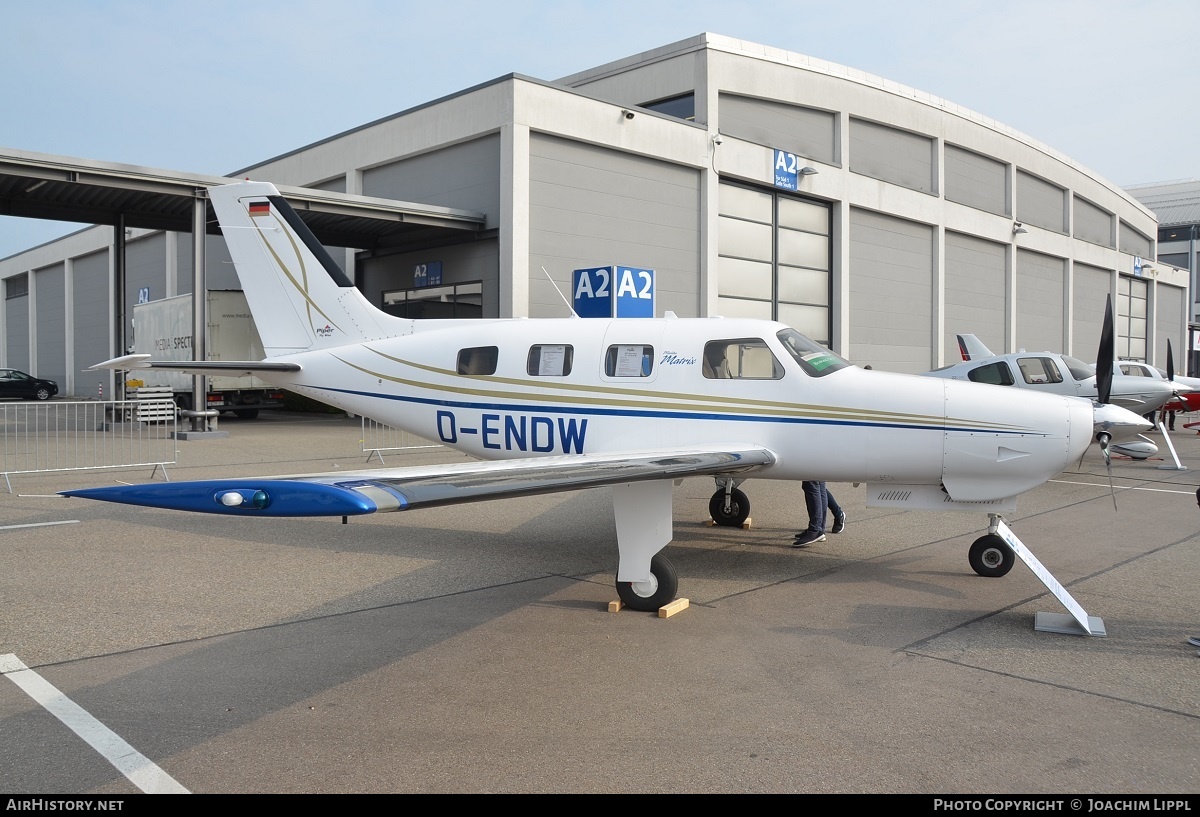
[605,345,653,377]
[703,339,783,380]
[527,345,573,377]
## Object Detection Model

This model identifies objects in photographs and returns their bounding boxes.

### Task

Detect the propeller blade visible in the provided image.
[1167,338,1175,384]
[1096,294,1115,405]
[1097,433,1118,511]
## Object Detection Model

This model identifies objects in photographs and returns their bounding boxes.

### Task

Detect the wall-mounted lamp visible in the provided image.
[621,109,635,120]
[1012,222,1028,235]
[799,166,819,176]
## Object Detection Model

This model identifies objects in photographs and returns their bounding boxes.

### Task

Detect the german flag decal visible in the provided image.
[249,200,271,217]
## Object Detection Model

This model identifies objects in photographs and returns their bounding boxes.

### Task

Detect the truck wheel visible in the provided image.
[174,395,192,412]
[233,409,260,420]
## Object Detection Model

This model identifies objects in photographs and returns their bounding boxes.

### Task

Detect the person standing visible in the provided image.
[792,481,846,547]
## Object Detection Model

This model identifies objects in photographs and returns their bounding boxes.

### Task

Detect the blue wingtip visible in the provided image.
[61,479,379,517]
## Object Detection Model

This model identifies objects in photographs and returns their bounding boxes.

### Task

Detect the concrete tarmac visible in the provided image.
[1,410,1198,794]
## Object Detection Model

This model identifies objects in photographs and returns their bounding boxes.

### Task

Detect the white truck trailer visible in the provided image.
[129,290,286,419]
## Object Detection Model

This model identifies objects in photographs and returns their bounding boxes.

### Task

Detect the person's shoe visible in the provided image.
[831,510,846,534]
[791,530,826,548]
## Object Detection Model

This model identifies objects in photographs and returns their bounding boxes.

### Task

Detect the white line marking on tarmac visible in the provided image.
[1049,479,1195,495]
[0,520,79,530]
[0,653,190,794]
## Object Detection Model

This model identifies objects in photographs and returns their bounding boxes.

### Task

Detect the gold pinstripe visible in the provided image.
[322,347,1040,433]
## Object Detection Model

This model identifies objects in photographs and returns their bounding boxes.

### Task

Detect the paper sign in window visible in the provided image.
[537,345,567,376]
[614,345,646,377]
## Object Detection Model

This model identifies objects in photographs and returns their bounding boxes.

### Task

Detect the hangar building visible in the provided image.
[0,33,1184,397]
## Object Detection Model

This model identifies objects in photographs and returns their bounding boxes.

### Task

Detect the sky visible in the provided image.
[2,0,1196,258]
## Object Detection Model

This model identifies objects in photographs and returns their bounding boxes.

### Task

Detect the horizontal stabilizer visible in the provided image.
[89,356,301,376]
[62,447,777,517]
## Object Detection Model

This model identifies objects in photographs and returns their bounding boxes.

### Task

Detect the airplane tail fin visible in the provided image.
[956,334,994,361]
[207,181,411,356]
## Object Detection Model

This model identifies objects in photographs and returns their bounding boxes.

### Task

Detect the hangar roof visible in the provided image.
[1127,179,1200,229]
[0,147,486,256]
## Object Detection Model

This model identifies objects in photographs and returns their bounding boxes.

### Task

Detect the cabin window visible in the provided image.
[527,345,573,376]
[967,361,1015,386]
[457,346,498,375]
[703,339,783,380]
[605,345,653,377]
[1016,357,1063,385]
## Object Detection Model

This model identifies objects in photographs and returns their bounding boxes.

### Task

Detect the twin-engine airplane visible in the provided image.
[62,181,1152,611]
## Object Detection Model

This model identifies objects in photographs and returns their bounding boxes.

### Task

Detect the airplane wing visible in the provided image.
[90,353,301,377]
[60,447,777,516]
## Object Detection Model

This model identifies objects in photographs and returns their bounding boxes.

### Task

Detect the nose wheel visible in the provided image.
[969,533,1014,577]
[708,487,750,527]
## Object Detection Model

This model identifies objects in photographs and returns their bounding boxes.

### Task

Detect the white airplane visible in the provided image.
[1111,349,1200,415]
[923,329,1177,460]
[61,180,1152,611]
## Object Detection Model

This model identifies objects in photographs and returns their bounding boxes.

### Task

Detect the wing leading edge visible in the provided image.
[60,447,777,516]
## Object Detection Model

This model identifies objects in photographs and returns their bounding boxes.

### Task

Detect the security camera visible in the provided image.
[712,134,723,145]
[622,109,635,120]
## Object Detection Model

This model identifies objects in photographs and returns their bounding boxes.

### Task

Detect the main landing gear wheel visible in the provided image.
[615,553,679,612]
[969,534,1015,578]
[709,488,750,527]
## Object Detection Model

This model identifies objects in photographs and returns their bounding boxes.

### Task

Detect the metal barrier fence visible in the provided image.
[0,399,177,492]
[360,415,440,464]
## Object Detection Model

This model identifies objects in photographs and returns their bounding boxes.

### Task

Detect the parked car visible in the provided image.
[0,368,58,400]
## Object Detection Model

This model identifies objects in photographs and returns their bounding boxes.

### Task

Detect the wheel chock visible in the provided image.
[704,518,716,526]
[742,517,752,529]
[658,598,690,618]
[608,598,690,617]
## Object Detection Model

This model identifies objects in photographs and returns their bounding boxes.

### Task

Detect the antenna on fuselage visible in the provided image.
[541,266,579,318]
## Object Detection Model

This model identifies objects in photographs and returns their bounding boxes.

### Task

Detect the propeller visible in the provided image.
[1090,294,1118,510]
[1167,337,1175,385]
[1095,293,1115,406]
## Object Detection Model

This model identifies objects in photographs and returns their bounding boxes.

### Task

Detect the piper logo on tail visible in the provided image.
[316,325,335,337]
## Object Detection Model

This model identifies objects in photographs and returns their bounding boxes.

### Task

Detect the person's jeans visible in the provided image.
[802,481,839,533]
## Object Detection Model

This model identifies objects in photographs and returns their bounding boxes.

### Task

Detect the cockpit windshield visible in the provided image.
[1061,355,1095,381]
[776,328,850,377]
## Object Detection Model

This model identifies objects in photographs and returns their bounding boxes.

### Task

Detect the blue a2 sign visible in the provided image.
[572,266,655,318]
[413,261,443,287]
[774,149,803,191]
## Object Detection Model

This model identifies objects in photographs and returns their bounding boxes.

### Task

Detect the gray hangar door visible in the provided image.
[1015,249,1066,354]
[848,208,933,373]
[943,232,1006,364]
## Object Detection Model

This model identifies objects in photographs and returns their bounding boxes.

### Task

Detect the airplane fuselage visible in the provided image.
[257,316,1094,503]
